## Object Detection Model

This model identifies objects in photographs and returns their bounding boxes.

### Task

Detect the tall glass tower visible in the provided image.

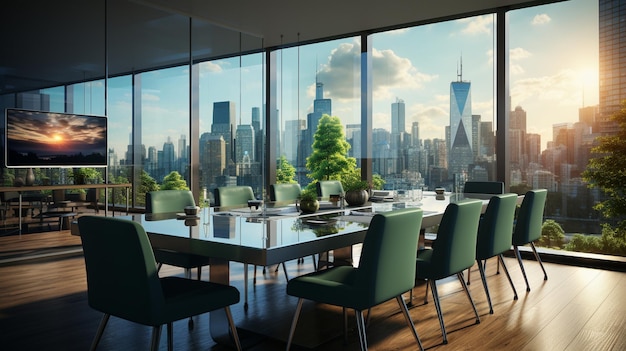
[448,74,473,180]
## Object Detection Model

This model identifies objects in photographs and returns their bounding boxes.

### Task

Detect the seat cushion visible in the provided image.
[154,249,212,268]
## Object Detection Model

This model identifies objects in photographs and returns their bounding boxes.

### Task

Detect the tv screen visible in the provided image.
[5,108,107,168]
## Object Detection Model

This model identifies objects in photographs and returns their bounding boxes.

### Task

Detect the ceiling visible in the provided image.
[0,0,546,96]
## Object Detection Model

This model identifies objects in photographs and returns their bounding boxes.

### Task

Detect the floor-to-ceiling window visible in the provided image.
[371,15,496,192]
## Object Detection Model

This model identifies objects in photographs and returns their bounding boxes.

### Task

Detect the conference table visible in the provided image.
[128,191,502,347]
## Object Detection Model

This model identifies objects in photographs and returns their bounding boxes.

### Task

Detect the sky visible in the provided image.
[105,0,598,156]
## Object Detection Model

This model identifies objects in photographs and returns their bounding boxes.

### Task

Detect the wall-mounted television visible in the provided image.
[4,108,107,168]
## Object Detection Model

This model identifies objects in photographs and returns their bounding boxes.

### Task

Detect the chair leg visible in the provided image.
[514,245,531,292]
[477,259,494,314]
[167,322,173,351]
[224,306,242,351]
[89,314,110,351]
[396,295,424,351]
[244,263,249,311]
[282,262,289,281]
[430,280,448,343]
[150,325,162,351]
[311,254,317,271]
[286,298,304,351]
[355,309,368,351]
[530,242,548,281]
[466,266,471,284]
[423,279,430,304]
[457,272,480,324]
[498,254,518,300]
[343,307,349,345]
[157,262,163,272]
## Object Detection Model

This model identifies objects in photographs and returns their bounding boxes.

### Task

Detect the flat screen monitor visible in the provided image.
[4,108,107,168]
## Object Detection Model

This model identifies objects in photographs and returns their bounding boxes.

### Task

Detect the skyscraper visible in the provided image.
[305,81,331,160]
[212,101,237,165]
[448,72,473,179]
[390,98,406,174]
[235,124,255,162]
[599,0,626,135]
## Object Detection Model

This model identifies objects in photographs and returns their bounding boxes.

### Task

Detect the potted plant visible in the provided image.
[298,189,320,214]
[343,179,370,206]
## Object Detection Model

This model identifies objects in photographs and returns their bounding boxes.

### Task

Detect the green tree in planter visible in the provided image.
[135,170,160,207]
[306,114,356,185]
[538,219,565,249]
[161,171,189,190]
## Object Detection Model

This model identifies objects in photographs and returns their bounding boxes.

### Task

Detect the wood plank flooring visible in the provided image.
[1,227,625,351]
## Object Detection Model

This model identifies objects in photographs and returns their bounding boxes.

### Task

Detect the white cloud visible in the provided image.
[510,47,532,61]
[315,42,437,103]
[511,69,579,107]
[457,16,493,35]
[532,14,551,25]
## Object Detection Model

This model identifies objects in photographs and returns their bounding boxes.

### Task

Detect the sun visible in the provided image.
[51,134,64,144]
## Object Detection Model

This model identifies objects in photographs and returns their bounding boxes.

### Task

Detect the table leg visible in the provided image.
[209,257,236,345]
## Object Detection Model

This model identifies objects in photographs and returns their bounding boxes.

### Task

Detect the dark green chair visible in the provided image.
[78,216,241,351]
[474,193,518,314]
[415,200,482,344]
[512,189,548,292]
[286,208,424,351]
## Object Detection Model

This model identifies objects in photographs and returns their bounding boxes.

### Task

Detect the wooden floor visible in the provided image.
[1,226,625,351]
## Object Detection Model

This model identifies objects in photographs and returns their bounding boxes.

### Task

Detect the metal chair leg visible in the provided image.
[430,280,448,343]
[355,310,368,351]
[477,259,494,314]
[166,323,173,351]
[396,295,424,351]
[423,279,430,304]
[150,325,162,351]
[498,254,518,300]
[244,263,249,310]
[530,242,548,281]
[514,245,531,292]
[286,298,304,351]
[457,272,480,324]
[224,306,242,351]
[90,314,110,351]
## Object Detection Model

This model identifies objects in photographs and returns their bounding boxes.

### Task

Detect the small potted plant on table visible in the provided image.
[298,188,320,214]
[343,179,370,206]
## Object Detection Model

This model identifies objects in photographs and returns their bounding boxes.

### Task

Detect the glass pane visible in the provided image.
[509,1,621,256]
[372,16,496,192]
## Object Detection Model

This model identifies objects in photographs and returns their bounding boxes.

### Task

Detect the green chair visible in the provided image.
[415,199,482,344]
[269,183,301,203]
[146,190,213,328]
[474,193,518,314]
[512,189,548,292]
[286,208,424,351]
[146,190,211,278]
[316,180,345,199]
[214,186,256,207]
[78,216,241,351]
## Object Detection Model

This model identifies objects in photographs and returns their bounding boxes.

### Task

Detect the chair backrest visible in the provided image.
[429,200,482,279]
[464,181,504,195]
[512,189,547,245]
[145,190,195,214]
[270,183,301,202]
[355,208,423,307]
[78,216,164,325]
[476,193,518,260]
[316,180,344,198]
[214,186,255,207]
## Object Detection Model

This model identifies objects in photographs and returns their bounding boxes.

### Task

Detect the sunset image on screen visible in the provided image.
[5,109,107,167]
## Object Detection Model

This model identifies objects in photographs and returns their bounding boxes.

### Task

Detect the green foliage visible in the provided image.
[299,188,318,202]
[341,168,369,192]
[306,115,357,182]
[134,170,160,206]
[372,174,385,190]
[70,167,103,184]
[161,171,189,190]
[565,224,626,256]
[537,219,565,249]
[583,101,626,230]
[276,155,297,184]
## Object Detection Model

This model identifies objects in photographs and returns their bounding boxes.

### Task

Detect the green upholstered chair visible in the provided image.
[463,181,505,283]
[316,180,345,199]
[474,193,518,314]
[286,208,424,351]
[146,190,213,329]
[78,216,241,351]
[214,186,255,207]
[512,189,548,292]
[415,199,482,344]
[463,181,504,195]
[269,183,301,203]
